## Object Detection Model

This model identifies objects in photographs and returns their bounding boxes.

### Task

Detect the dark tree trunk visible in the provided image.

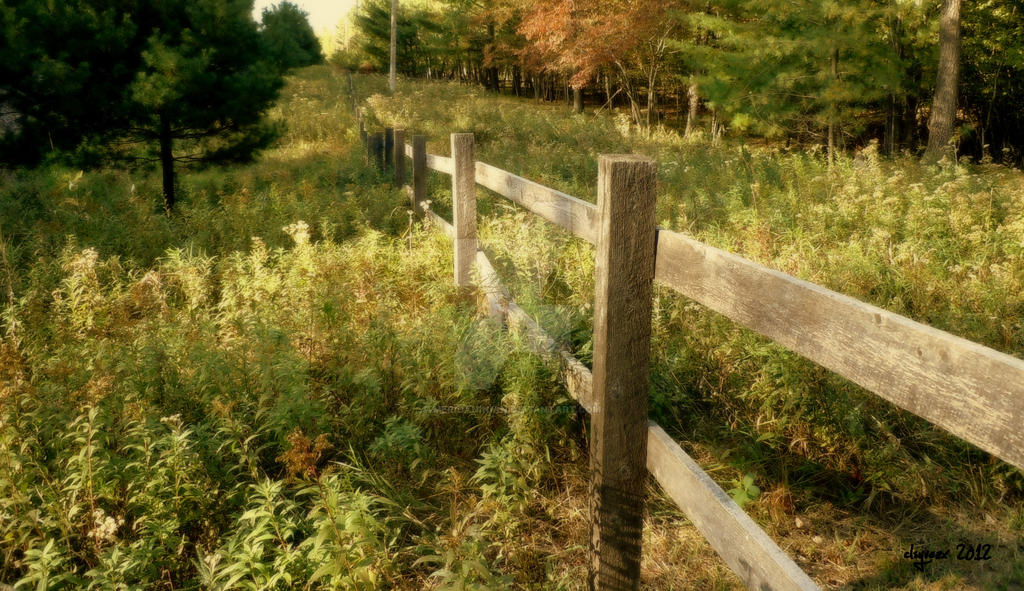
[924,0,962,161]
[159,114,175,211]
[646,82,656,127]
[573,86,583,114]
[903,95,919,147]
[486,22,499,93]
[513,67,522,97]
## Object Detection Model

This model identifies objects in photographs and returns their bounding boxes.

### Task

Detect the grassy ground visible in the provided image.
[0,65,1022,589]
[357,71,1024,588]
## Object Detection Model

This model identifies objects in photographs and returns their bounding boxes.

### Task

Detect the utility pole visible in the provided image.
[389,0,397,94]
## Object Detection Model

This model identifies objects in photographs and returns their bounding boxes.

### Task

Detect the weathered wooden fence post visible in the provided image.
[384,127,395,170]
[393,128,405,187]
[347,70,357,112]
[451,133,476,287]
[371,131,384,171]
[589,155,658,591]
[368,129,380,165]
[412,135,427,214]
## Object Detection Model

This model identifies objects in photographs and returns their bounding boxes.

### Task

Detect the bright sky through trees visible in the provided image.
[252,0,357,30]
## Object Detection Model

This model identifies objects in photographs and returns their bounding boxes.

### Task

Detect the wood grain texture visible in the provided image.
[412,136,427,215]
[474,249,510,322]
[370,132,384,171]
[590,155,658,591]
[425,153,453,175]
[384,127,394,169]
[646,423,820,591]
[475,161,598,243]
[451,133,476,287]
[393,129,405,187]
[654,229,1024,471]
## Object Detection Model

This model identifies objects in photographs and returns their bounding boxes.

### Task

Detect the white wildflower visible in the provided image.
[88,508,123,544]
[283,221,311,246]
[159,414,182,427]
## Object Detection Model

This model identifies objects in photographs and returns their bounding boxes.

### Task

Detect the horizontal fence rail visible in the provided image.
[425,153,453,175]
[654,231,1024,471]
[475,161,599,244]
[418,140,1024,473]
[355,114,1024,590]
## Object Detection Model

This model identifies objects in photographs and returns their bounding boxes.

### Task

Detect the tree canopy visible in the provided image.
[335,0,1024,164]
[0,0,285,209]
[261,1,325,72]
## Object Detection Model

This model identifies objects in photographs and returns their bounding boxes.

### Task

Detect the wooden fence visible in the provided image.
[356,111,1024,591]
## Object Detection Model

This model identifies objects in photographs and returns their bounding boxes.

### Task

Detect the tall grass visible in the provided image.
[1,65,1022,589]
[0,67,588,589]
[357,72,1024,587]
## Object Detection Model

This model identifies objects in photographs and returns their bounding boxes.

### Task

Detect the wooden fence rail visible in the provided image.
[356,114,1024,591]
[426,142,1024,472]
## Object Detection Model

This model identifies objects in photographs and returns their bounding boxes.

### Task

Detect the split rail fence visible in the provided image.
[355,102,1024,591]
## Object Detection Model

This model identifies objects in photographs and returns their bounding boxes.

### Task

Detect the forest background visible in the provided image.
[334,0,1023,167]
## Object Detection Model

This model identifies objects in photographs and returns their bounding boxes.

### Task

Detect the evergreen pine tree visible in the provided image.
[0,0,140,164]
[129,0,283,210]
[1,0,283,210]
[699,0,900,154]
[354,0,440,76]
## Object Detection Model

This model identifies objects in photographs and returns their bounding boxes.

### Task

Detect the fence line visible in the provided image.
[354,101,1024,589]
[475,237,816,591]
[417,138,1024,474]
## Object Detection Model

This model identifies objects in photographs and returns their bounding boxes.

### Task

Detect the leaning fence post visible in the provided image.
[589,155,658,591]
[384,127,395,170]
[347,70,357,112]
[393,129,405,187]
[451,133,476,287]
[371,131,384,171]
[412,135,427,214]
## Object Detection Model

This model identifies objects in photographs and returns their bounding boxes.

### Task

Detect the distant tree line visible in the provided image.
[0,0,323,209]
[336,0,1024,165]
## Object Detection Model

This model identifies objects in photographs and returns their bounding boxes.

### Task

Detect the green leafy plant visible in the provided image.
[728,473,761,508]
